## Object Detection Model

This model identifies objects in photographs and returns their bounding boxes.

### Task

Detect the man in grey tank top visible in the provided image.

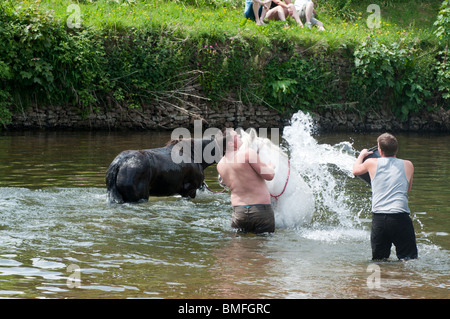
[353,133,418,260]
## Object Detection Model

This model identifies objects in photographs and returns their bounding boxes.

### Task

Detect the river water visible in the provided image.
[0,112,448,299]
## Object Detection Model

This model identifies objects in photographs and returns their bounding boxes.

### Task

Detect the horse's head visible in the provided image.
[240,128,272,160]
[239,128,288,167]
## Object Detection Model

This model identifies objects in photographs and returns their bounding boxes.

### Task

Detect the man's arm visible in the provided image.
[246,149,275,181]
[404,160,414,192]
[352,149,373,176]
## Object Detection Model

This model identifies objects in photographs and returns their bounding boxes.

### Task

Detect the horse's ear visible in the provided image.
[249,128,257,140]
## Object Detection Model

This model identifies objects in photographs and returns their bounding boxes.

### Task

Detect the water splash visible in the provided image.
[282,111,361,228]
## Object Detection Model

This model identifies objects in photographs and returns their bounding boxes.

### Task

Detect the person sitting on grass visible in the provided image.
[294,0,325,30]
[265,0,304,28]
[244,0,272,25]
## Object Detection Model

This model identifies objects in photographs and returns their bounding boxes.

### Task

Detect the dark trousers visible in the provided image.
[371,213,418,260]
[232,204,275,234]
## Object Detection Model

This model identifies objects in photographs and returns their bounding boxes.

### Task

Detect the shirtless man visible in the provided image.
[352,133,418,260]
[217,129,276,234]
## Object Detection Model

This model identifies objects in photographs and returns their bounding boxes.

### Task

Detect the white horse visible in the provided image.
[240,128,315,228]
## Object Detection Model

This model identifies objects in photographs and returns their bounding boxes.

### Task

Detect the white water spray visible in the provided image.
[282,111,359,228]
[241,111,362,229]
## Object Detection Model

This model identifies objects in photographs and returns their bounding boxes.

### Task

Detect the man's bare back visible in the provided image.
[216,130,274,206]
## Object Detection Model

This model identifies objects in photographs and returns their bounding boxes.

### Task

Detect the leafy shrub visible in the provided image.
[101,29,188,107]
[434,0,450,42]
[262,52,336,112]
[352,37,433,120]
[435,51,450,101]
[434,0,450,100]
[0,1,107,116]
[195,37,252,102]
[0,58,12,127]
[323,0,357,21]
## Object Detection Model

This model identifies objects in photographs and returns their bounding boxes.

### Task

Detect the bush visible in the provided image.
[322,0,357,21]
[194,36,253,102]
[351,37,433,120]
[0,1,189,119]
[0,22,12,126]
[0,1,107,116]
[262,52,337,112]
[434,0,450,100]
[101,29,189,108]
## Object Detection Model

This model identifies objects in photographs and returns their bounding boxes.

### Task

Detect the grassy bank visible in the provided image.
[0,0,448,127]
[40,0,441,47]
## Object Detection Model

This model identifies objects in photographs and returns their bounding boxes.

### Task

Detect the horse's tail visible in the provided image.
[106,153,126,204]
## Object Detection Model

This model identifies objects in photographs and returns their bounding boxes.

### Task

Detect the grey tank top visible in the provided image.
[371,157,410,214]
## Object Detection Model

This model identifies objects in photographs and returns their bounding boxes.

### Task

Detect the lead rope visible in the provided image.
[270,160,290,200]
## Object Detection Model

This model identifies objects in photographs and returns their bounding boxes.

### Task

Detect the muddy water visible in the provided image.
[0,126,448,298]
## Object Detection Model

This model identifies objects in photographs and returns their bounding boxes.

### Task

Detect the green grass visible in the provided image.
[35,0,442,50]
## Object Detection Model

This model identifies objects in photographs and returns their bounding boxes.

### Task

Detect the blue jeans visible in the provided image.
[244,0,263,21]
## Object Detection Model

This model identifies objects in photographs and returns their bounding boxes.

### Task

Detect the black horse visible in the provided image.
[106,137,224,203]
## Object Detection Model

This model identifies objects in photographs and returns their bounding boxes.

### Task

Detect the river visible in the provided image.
[0,112,448,299]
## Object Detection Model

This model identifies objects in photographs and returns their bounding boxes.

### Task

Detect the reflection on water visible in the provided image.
[0,128,448,298]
